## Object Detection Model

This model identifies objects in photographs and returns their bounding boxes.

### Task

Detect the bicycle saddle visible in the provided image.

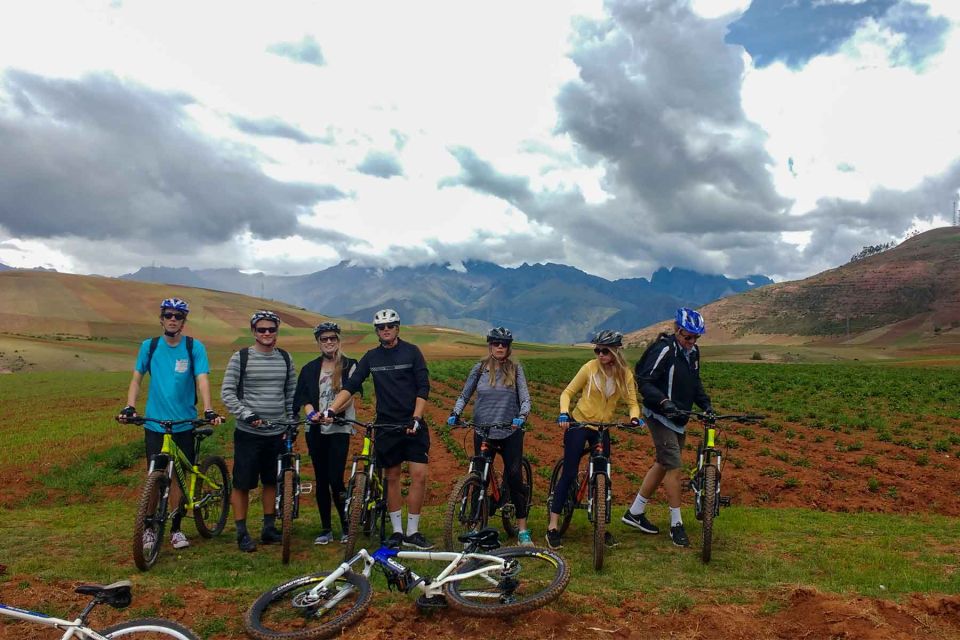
[75,581,132,608]
[196,427,214,437]
[458,527,501,550]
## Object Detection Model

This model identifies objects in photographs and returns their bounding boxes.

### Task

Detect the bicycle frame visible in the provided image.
[149,428,221,512]
[692,418,725,518]
[0,602,109,640]
[274,421,310,519]
[568,424,620,525]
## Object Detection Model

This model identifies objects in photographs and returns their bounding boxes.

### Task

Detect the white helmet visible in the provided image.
[373,308,400,326]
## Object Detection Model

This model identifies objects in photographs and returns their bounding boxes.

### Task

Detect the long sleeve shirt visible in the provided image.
[560,359,640,424]
[343,338,429,425]
[452,361,532,439]
[221,348,296,436]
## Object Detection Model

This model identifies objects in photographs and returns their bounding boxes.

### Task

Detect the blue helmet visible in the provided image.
[675,308,705,335]
[160,297,189,314]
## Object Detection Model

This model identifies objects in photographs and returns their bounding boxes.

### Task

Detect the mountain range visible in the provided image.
[119,261,772,343]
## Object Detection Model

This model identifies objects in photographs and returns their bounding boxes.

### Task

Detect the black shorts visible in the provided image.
[375,426,430,469]
[647,418,686,470]
[144,430,195,471]
[232,428,284,491]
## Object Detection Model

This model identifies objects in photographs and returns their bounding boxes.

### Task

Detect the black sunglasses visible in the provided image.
[162,312,185,320]
[318,335,339,343]
[593,347,613,356]
[678,330,700,342]
[375,323,399,330]
[255,326,278,334]
[489,341,510,348]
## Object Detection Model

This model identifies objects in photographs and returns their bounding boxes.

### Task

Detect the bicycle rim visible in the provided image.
[282,471,295,564]
[245,571,373,640]
[701,464,717,563]
[133,471,168,571]
[343,473,368,561]
[100,617,200,639]
[443,546,570,617]
[443,473,488,549]
[194,456,229,538]
[592,474,607,571]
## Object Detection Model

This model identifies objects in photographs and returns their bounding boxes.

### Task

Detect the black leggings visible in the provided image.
[550,427,610,516]
[474,429,529,520]
[306,430,350,531]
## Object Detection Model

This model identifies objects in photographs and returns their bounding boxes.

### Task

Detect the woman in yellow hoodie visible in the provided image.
[545,330,641,550]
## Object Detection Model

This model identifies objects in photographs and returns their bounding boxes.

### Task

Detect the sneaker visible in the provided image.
[237,532,257,553]
[518,529,534,547]
[261,526,283,544]
[170,531,190,549]
[622,510,660,534]
[545,528,563,550]
[604,531,620,548]
[670,523,690,547]
[340,533,349,544]
[314,531,334,545]
[386,531,405,548]
[403,532,435,550]
[142,529,157,551]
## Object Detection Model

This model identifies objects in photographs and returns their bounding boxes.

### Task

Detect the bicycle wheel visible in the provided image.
[282,470,295,565]
[546,459,575,536]
[101,617,200,639]
[366,473,386,546]
[245,571,373,640]
[194,456,229,538]
[343,473,368,560]
[443,473,489,549]
[500,457,532,539]
[443,546,570,617]
[592,473,607,571]
[701,463,718,564]
[133,471,169,571]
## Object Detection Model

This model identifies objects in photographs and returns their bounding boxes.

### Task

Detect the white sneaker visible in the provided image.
[142,529,157,550]
[171,531,190,549]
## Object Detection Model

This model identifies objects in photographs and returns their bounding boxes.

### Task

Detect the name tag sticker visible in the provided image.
[175,359,190,373]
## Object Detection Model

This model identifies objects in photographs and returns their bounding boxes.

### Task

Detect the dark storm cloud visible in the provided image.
[266,35,325,66]
[230,115,334,144]
[0,70,347,249]
[438,147,534,206]
[356,150,404,178]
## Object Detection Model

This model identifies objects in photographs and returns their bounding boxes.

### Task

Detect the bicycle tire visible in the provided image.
[133,471,168,571]
[101,617,200,639]
[245,571,373,640]
[443,473,488,549]
[443,546,570,617]
[546,459,575,536]
[367,472,386,547]
[343,473,368,560]
[592,473,607,571]
[194,456,229,538]
[701,463,718,564]
[282,470,295,565]
[499,457,533,539]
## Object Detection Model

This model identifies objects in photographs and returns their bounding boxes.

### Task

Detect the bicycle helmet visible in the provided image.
[372,308,400,326]
[250,310,281,328]
[486,326,514,344]
[675,307,706,335]
[160,297,189,314]
[313,321,341,338]
[591,330,623,347]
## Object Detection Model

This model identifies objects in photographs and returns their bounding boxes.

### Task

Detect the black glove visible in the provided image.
[702,404,716,417]
[243,413,262,425]
[119,405,136,418]
[204,409,220,422]
[630,417,642,427]
[409,416,425,434]
[660,400,680,419]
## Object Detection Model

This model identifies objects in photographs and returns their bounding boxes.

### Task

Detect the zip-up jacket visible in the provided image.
[636,334,711,432]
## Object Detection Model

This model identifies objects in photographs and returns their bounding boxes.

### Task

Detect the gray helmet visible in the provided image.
[373,308,400,326]
[313,321,341,339]
[486,326,514,344]
[250,310,281,328]
[591,330,623,347]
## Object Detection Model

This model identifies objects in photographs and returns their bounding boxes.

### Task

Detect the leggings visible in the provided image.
[306,430,350,531]
[550,427,610,516]
[474,429,529,520]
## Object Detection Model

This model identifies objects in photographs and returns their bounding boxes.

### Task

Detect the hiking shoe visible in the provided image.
[142,529,157,551]
[314,531,334,545]
[403,532,435,550]
[518,529,534,547]
[386,531,405,548]
[545,528,563,550]
[340,533,349,544]
[261,526,283,544]
[670,523,690,547]
[622,510,660,534]
[237,532,257,553]
[604,531,620,548]
[170,531,190,549]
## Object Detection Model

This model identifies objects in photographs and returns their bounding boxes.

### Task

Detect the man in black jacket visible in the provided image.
[622,308,714,547]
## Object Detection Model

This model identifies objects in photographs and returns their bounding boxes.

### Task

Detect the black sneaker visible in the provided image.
[261,526,283,544]
[545,528,563,550]
[622,510,660,534]
[604,531,620,548]
[403,532,435,550]
[237,532,257,553]
[386,531,405,548]
[670,523,690,547]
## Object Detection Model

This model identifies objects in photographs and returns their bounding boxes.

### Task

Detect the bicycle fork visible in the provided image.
[276,454,302,519]
[585,454,612,525]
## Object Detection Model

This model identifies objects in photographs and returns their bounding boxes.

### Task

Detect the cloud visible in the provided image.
[266,35,325,66]
[356,150,404,178]
[439,147,534,206]
[230,115,333,144]
[881,2,951,68]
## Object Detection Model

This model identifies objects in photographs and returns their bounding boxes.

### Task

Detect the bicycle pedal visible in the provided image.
[415,595,448,611]
[719,496,732,506]
[300,482,314,494]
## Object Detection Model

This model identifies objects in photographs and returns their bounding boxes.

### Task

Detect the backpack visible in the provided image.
[146,336,197,405]
[635,332,673,378]
[237,347,292,400]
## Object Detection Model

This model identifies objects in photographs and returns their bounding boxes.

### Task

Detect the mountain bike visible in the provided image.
[682,410,764,563]
[244,528,570,640]
[265,419,312,565]
[334,418,409,561]
[546,421,642,571]
[0,579,199,638]
[119,416,230,571]
[442,422,533,549]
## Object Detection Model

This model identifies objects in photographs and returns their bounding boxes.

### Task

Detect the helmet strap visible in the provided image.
[163,328,181,338]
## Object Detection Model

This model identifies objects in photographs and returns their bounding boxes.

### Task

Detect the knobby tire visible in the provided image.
[100,617,201,639]
[592,473,607,571]
[343,473,368,561]
[133,471,168,571]
[546,459,575,536]
[701,463,718,564]
[499,457,533,540]
[194,456,229,538]
[282,471,295,565]
[443,473,488,550]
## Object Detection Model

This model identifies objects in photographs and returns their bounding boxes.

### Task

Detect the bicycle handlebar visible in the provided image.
[566,420,644,430]
[454,421,524,432]
[679,411,765,423]
[331,417,413,432]
[117,416,211,429]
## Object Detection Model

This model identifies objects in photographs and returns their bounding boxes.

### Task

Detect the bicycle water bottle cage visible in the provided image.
[75,582,132,609]
[459,527,500,551]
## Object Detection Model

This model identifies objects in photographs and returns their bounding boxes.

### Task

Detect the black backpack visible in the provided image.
[237,347,292,400]
[635,332,673,378]
[146,336,197,405]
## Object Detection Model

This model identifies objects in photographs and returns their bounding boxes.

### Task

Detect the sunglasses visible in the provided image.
[318,335,339,343]
[255,326,278,334]
[162,313,185,320]
[593,347,613,356]
[375,323,399,330]
[678,331,700,342]
[489,341,510,348]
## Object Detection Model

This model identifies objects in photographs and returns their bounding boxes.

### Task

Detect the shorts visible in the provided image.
[144,429,195,471]
[232,428,285,490]
[375,426,430,469]
[647,418,686,470]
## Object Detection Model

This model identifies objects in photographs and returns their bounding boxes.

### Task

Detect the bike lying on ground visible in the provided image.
[0,579,199,639]
[263,419,312,565]
[442,421,533,549]
[682,410,764,563]
[244,528,570,640]
[119,417,230,571]
[546,420,643,571]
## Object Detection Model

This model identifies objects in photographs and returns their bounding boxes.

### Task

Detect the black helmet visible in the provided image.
[486,326,514,344]
[313,321,341,339]
[591,330,623,347]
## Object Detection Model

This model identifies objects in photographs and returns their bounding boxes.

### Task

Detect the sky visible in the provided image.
[1,0,958,283]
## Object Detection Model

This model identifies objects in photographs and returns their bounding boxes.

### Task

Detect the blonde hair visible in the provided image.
[318,336,343,393]
[586,347,629,399]
[481,352,517,388]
